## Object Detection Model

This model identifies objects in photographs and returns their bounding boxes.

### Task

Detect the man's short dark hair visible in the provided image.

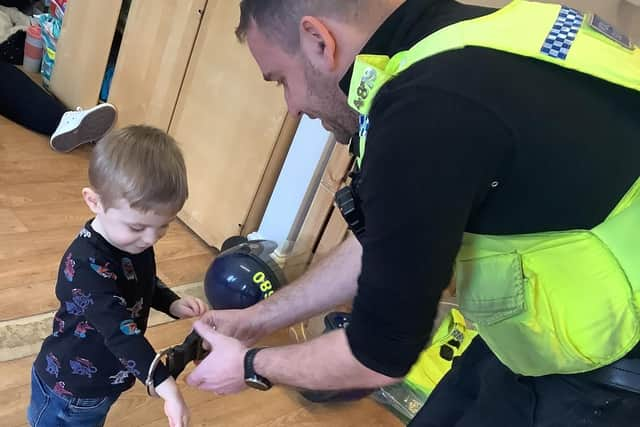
[236,0,367,52]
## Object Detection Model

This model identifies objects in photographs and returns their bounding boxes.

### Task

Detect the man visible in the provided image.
[187,1,640,425]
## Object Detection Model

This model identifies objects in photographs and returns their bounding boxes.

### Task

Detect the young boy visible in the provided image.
[27,125,208,427]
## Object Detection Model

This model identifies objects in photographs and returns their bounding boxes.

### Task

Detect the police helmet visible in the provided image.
[204,236,285,310]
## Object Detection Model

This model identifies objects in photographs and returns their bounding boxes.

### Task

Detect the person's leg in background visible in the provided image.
[0,0,34,11]
[0,60,65,135]
[0,62,117,152]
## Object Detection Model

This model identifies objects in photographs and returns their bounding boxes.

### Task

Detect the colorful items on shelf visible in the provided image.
[38,0,67,84]
[23,23,43,72]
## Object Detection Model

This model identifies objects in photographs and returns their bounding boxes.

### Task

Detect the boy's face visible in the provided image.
[84,190,175,254]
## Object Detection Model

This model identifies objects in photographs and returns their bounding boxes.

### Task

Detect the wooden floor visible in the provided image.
[0,116,402,426]
[1,321,402,427]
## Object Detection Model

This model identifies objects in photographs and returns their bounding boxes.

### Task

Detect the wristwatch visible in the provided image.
[244,348,272,391]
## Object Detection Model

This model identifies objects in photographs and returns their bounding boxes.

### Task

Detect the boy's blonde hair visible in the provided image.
[89,125,188,214]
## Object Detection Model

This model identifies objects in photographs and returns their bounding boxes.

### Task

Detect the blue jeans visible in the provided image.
[27,367,120,427]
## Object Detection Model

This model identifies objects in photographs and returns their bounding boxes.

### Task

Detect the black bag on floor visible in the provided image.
[0,29,25,64]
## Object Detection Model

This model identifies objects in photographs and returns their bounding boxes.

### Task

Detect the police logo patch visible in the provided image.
[359,115,370,138]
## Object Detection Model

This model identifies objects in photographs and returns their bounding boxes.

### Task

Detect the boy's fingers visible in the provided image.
[198,300,208,314]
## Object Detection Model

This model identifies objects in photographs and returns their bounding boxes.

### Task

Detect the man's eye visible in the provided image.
[129,226,144,232]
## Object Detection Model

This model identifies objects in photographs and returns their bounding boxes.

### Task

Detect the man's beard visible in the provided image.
[304,62,358,145]
[313,104,358,145]
[323,118,356,145]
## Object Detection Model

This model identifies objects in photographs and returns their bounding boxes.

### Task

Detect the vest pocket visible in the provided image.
[456,252,525,326]
[456,233,640,376]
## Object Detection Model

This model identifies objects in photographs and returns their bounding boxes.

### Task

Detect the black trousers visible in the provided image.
[0,61,66,135]
[0,0,33,11]
[410,338,640,427]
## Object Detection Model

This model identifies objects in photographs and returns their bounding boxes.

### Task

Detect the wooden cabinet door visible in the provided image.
[108,0,207,130]
[49,0,122,108]
[169,0,289,248]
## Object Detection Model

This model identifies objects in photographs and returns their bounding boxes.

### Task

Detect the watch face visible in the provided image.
[245,376,271,391]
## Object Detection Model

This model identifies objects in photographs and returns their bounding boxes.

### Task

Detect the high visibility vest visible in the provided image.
[347,0,640,376]
[404,308,477,396]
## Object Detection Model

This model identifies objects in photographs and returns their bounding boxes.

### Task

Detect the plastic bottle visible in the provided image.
[23,24,43,73]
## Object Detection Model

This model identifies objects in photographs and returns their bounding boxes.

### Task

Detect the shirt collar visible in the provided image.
[339,0,486,95]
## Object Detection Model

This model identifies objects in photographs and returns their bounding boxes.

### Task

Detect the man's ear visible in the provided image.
[299,16,337,72]
[82,187,103,215]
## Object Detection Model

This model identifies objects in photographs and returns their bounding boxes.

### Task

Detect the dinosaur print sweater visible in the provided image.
[34,220,180,398]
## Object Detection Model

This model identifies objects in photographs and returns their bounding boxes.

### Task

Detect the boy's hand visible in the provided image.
[155,377,190,427]
[170,297,208,319]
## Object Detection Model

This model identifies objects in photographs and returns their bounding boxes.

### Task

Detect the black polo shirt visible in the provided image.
[340,0,640,377]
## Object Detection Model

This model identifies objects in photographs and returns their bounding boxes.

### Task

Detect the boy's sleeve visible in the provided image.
[152,278,181,318]
[72,256,172,387]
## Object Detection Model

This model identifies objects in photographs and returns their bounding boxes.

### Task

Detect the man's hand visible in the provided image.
[170,297,208,319]
[155,377,190,427]
[186,320,248,395]
[199,308,264,347]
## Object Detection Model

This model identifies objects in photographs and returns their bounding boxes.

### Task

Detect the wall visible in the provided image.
[251,117,332,251]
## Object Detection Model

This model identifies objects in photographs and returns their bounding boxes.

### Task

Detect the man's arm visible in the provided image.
[253,233,362,333]
[254,329,400,390]
[186,320,399,395]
